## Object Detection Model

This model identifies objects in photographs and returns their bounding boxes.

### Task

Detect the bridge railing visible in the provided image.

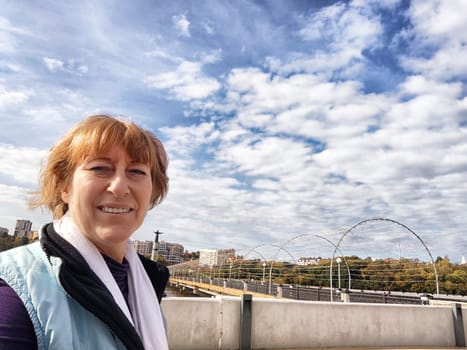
[171,275,447,305]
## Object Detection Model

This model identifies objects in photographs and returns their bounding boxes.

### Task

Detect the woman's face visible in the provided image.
[61,145,153,260]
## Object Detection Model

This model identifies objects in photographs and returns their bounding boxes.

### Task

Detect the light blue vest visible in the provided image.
[0,242,127,350]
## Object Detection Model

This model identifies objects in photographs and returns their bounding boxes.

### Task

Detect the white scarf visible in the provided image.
[53,214,169,350]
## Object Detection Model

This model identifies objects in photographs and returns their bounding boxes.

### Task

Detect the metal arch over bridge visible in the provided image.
[265,233,353,294]
[329,217,440,298]
[168,217,442,299]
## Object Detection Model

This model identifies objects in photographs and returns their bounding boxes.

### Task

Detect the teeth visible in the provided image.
[101,207,131,213]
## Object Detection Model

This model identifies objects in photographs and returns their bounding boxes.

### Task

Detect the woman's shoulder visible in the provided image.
[0,242,45,270]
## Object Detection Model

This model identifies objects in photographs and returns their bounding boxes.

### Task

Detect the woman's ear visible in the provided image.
[61,185,70,204]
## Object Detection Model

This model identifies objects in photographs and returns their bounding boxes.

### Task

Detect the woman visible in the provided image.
[0,115,170,349]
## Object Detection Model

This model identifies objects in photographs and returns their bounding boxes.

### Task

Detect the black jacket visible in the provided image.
[40,223,170,350]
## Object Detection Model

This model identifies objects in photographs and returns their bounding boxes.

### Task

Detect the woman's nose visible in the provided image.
[107,171,130,197]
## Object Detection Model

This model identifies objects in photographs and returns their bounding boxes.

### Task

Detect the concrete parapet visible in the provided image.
[162,296,240,349]
[251,300,456,349]
[452,303,466,346]
[161,297,466,350]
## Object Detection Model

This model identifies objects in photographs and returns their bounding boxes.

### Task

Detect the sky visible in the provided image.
[0,0,466,263]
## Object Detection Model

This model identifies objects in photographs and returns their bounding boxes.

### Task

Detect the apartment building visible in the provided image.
[199,248,235,266]
[14,219,32,238]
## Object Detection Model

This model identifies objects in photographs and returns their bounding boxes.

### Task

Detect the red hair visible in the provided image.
[30,115,169,218]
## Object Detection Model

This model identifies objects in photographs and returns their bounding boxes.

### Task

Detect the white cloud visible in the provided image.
[172,14,191,37]
[202,20,214,35]
[145,49,183,63]
[200,49,222,64]
[0,144,46,186]
[43,57,89,75]
[22,89,92,125]
[353,0,401,8]
[252,178,279,191]
[223,67,392,142]
[144,14,467,255]
[77,64,88,74]
[0,61,22,72]
[290,1,383,77]
[398,75,463,98]
[0,183,30,205]
[400,0,467,80]
[145,61,220,100]
[160,121,219,158]
[299,1,382,51]
[406,0,467,46]
[0,85,32,107]
[43,57,64,71]
[177,54,467,257]
[231,137,308,176]
[400,44,467,80]
[0,16,31,53]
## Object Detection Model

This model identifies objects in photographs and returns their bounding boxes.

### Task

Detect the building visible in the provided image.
[297,257,320,266]
[132,240,153,257]
[0,227,8,236]
[158,241,184,264]
[133,240,185,264]
[199,249,217,266]
[199,248,236,266]
[14,219,32,238]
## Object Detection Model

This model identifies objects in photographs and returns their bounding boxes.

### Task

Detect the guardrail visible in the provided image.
[170,277,467,305]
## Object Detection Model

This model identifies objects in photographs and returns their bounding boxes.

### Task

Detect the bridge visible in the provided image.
[167,218,466,301]
[161,218,466,349]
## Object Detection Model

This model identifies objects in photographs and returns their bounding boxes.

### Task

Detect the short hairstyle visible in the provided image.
[30,114,169,219]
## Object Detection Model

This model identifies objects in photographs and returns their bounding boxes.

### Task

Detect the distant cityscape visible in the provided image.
[0,219,38,240]
[1,218,466,269]
[1,217,467,295]
[0,219,241,266]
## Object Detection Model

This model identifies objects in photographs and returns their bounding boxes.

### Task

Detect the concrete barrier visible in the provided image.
[161,297,240,350]
[161,297,466,350]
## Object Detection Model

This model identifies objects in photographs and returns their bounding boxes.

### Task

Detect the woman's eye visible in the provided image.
[129,169,147,176]
[89,166,113,174]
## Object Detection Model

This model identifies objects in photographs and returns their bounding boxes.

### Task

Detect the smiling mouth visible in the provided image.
[99,206,132,214]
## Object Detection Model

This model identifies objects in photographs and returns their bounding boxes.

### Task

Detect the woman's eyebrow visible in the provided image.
[129,160,148,165]
[87,157,112,162]
[81,157,111,166]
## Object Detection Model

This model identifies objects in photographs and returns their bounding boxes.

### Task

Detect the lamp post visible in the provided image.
[229,264,232,281]
[151,230,163,261]
[262,262,266,283]
[336,257,342,290]
[268,264,273,295]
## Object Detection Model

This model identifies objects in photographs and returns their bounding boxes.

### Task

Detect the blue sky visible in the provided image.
[1,0,466,263]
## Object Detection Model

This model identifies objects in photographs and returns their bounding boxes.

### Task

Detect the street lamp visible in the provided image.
[262,262,266,283]
[336,257,342,290]
[268,263,273,295]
